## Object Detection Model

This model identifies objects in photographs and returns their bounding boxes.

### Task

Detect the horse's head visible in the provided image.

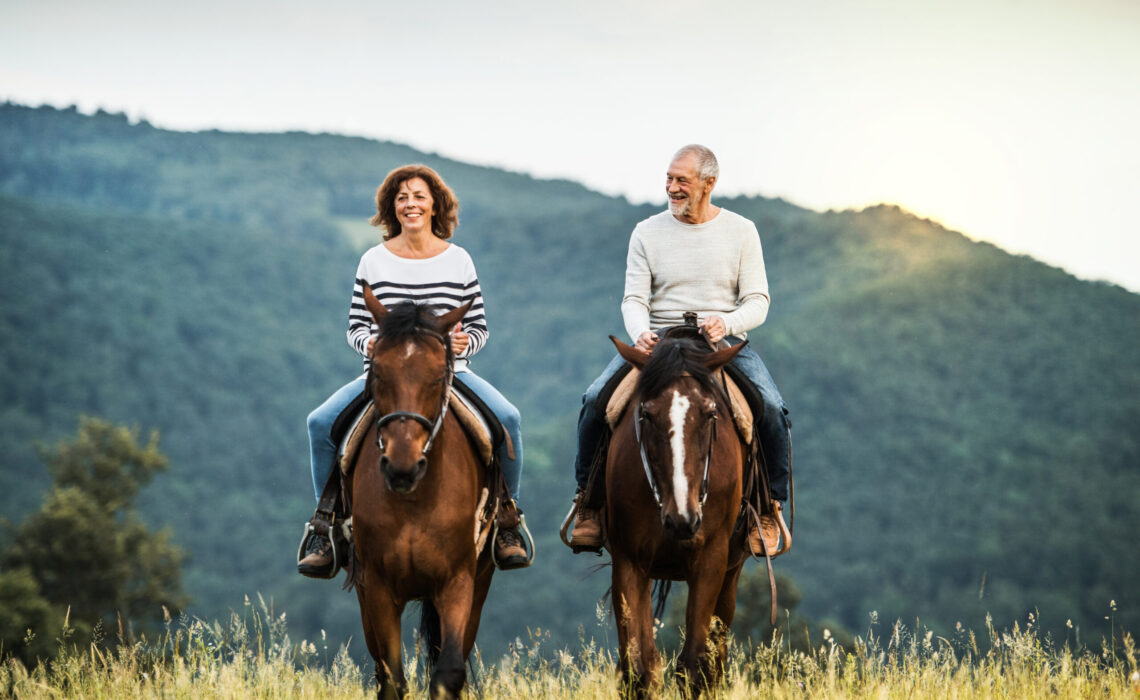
[613,335,745,540]
[362,284,471,494]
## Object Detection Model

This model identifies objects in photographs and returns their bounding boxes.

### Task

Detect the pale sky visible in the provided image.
[3,0,1138,290]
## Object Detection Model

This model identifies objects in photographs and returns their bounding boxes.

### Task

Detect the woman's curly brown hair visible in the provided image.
[370,164,460,240]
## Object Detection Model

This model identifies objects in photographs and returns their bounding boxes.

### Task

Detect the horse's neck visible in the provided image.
[426,417,484,494]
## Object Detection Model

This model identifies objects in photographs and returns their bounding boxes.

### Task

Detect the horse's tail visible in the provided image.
[652,579,672,620]
[419,600,442,669]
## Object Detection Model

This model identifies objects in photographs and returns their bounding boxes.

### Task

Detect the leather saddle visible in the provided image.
[601,324,759,442]
[335,377,513,475]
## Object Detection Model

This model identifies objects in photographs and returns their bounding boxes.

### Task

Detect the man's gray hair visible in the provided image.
[673,144,719,182]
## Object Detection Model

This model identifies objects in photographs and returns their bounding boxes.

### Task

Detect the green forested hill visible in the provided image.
[1,103,1137,654]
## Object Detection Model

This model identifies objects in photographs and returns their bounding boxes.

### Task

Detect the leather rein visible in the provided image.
[369,328,455,458]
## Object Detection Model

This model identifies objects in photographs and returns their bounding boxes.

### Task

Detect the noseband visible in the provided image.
[370,328,454,459]
[633,392,718,510]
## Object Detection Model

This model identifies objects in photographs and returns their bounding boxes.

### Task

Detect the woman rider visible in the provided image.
[298,164,527,576]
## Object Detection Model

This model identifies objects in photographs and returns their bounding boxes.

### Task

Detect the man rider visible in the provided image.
[568,144,792,557]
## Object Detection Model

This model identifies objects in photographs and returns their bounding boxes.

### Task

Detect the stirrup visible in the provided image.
[491,512,536,570]
[296,514,353,580]
[559,500,604,555]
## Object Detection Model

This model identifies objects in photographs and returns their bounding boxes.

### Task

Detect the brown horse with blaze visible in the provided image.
[607,332,751,698]
[350,284,494,700]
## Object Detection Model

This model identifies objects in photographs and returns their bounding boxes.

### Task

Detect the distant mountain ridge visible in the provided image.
[1,102,1137,652]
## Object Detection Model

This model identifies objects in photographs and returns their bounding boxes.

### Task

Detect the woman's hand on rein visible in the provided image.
[450,324,470,356]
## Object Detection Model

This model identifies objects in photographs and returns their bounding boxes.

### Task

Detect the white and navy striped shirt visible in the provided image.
[348,243,488,372]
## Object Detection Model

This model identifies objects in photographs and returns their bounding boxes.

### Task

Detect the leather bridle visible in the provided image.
[370,328,454,459]
[633,392,719,510]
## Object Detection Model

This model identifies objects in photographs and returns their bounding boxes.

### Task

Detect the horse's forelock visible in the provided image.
[636,337,720,401]
[374,302,439,345]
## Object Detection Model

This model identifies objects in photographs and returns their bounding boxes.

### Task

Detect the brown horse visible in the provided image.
[607,332,750,698]
[349,286,495,700]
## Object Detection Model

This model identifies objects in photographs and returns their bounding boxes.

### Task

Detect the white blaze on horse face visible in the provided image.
[669,390,691,518]
[403,341,417,360]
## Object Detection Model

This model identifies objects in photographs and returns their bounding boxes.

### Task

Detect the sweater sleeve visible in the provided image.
[457,252,489,358]
[620,228,653,341]
[720,224,770,337]
[346,256,373,357]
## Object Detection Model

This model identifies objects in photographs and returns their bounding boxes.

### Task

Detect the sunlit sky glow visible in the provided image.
[3,0,1138,290]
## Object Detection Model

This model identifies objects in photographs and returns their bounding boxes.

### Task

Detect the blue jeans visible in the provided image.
[571,336,791,501]
[307,371,523,503]
[454,370,524,502]
[308,376,366,501]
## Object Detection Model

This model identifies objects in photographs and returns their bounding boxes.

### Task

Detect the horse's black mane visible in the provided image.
[636,336,722,401]
[375,302,443,344]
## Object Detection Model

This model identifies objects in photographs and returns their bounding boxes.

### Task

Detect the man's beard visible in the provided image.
[669,196,692,218]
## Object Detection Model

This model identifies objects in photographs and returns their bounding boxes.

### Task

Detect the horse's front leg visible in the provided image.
[707,561,745,687]
[357,583,406,700]
[677,554,729,698]
[429,574,476,700]
[612,555,659,699]
[461,561,495,658]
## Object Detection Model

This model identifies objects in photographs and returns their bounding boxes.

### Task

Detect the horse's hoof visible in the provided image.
[429,667,465,700]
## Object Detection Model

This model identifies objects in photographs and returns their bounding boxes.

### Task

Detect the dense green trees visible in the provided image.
[0,418,186,664]
[1,103,1137,659]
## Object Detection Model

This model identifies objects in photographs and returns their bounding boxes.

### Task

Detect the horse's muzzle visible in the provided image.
[380,454,428,494]
[662,511,702,540]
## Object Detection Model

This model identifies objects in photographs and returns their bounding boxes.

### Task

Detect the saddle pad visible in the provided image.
[337,390,497,474]
[604,369,753,444]
[339,402,376,474]
[448,389,495,464]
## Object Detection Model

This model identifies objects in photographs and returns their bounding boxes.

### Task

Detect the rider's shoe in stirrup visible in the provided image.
[494,526,529,570]
[298,534,335,578]
[569,495,604,551]
[748,501,790,558]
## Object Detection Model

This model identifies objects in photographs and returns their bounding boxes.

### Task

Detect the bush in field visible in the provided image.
[0,417,187,665]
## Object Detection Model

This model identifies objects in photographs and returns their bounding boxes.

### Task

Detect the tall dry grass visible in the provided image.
[2,597,1137,698]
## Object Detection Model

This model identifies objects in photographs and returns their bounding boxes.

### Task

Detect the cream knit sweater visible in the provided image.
[621,208,770,341]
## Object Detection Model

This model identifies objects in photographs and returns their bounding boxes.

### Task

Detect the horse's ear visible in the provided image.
[362,283,388,323]
[701,340,747,371]
[435,301,472,334]
[611,335,650,369]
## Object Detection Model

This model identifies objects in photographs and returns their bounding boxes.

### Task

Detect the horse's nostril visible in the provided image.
[416,457,427,471]
[380,454,391,471]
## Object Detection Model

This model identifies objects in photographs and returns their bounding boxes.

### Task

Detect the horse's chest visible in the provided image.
[359,516,475,581]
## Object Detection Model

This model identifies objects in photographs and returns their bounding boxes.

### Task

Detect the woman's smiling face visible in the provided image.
[394,177,434,235]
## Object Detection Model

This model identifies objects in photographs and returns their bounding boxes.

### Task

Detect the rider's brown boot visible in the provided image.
[569,501,604,550]
[494,526,529,570]
[748,501,790,558]
[298,535,335,578]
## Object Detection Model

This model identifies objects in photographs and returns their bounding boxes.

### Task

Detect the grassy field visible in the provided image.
[2,598,1137,699]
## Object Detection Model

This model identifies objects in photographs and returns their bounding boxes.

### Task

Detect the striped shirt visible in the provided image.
[347,243,488,372]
